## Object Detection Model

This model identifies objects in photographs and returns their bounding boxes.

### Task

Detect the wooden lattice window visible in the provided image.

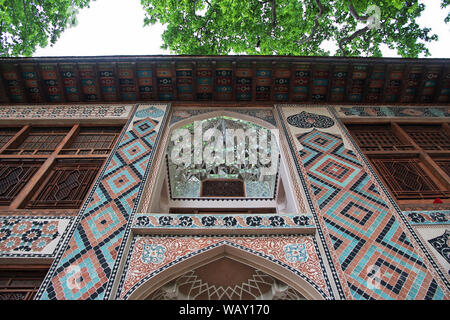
[434,159,450,177]
[0,160,42,206]
[0,127,19,149]
[345,121,450,204]
[4,127,70,155]
[370,157,447,200]
[200,179,246,197]
[401,124,450,151]
[346,124,414,151]
[26,159,104,209]
[61,126,122,155]
[0,269,48,300]
[0,124,123,211]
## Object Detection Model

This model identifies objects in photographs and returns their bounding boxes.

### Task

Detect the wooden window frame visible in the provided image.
[344,120,450,206]
[0,265,49,300]
[0,123,123,213]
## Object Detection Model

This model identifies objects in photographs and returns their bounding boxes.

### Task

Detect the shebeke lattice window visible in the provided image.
[4,127,70,155]
[0,160,42,206]
[370,157,447,200]
[401,124,450,151]
[61,126,122,155]
[0,124,123,212]
[26,159,104,209]
[0,128,19,149]
[0,269,48,300]
[346,124,413,151]
[346,121,450,203]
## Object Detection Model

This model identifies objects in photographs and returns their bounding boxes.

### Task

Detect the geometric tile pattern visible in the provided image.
[0,105,132,119]
[298,129,448,299]
[117,235,331,300]
[0,216,74,258]
[402,211,450,225]
[35,104,169,300]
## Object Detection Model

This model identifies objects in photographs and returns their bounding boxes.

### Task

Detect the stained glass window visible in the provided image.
[166,116,279,199]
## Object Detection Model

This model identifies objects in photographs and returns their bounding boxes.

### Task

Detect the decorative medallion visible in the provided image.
[286,111,334,129]
[142,244,166,264]
[284,243,308,263]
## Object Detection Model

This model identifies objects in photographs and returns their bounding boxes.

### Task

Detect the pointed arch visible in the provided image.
[170,109,278,131]
[138,107,293,213]
[122,241,328,300]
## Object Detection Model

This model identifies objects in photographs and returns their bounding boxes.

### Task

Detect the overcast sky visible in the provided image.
[33,0,450,58]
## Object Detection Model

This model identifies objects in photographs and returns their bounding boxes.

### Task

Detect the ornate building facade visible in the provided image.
[0,55,448,300]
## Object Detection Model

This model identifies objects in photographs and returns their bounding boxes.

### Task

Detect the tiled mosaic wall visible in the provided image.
[0,216,73,258]
[34,104,169,300]
[277,105,449,299]
[400,210,449,281]
[0,103,443,300]
[117,235,331,299]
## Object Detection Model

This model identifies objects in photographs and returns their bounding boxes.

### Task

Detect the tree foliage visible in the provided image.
[141,0,447,57]
[0,0,91,57]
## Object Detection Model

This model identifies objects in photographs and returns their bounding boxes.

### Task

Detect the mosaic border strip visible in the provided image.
[0,216,74,258]
[35,104,170,300]
[170,108,276,126]
[329,106,450,294]
[133,213,314,233]
[336,106,450,118]
[0,104,133,119]
[402,211,450,225]
[116,234,331,300]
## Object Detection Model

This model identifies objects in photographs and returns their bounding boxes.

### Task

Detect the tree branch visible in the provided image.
[271,0,276,28]
[338,25,369,56]
[297,0,325,46]
[347,0,369,22]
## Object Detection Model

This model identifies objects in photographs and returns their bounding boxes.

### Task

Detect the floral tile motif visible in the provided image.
[133,213,314,232]
[0,216,73,258]
[0,105,132,119]
[403,211,450,225]
[428,230,450,264]
[284,243,308,263]
[117,235,330,299]
[141,244,166,264]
